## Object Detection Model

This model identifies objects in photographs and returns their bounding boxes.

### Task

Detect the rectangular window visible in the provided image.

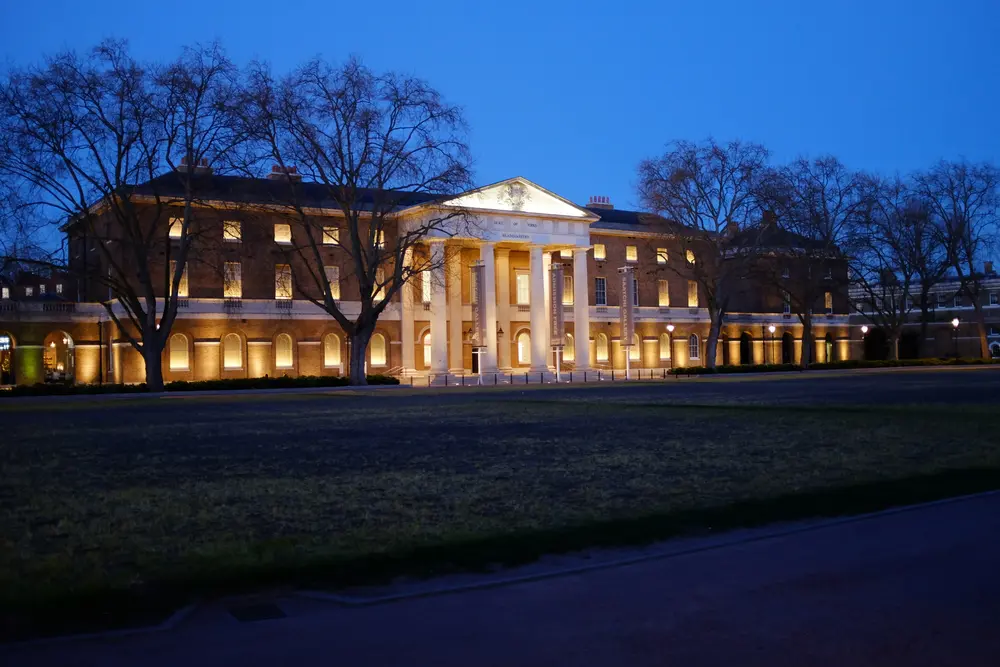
[559,249,572,258]
[593,244,606,261]
[168,218,183,239]
[783,291,791,314]
[595,277,607,306]
[323,226,339,245]
[905,296,914,311]
[781,267,790,279]
[275,264,292,299]
[170,261,189,298]
[625,245,638,262]
[516,271,530,305]
[633,278,639,306]
[937,293,948,307]
[825,291,833,314]
[374,230,385,249]
[325,266,340,300]
[223,220,241,242]
[686,249,696,265]
[274,223,292,244]
[687,280,698,308]
[55,283,63,294]
[657,248,668,264]
[374,267,386,302]
[658,279,670,307]
[954,294,962,308]
[422,272,432,304]
[224,262,242,298]
[563,275,573,306]
[992,292,998,306]
[824,267,832,279]
[1,287,8,299]
[39,284,46,295]
[24,286,33,297]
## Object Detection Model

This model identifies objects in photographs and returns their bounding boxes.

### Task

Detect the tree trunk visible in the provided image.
[348,327,374,386]
[972,304,989,359]
[704,308,723,369]
[887,333,900,361]
[142,342,165,392]
[800,313,813,367]
[917,293,931,358]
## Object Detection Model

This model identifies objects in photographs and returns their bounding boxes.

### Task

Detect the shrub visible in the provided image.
[670,357,999,376]
[1,374,399,397]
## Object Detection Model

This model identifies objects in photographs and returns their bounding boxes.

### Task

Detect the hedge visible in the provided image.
[670,357,1000,376]
[0,374,399,397]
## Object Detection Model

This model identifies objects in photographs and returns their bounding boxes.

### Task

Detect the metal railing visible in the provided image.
[407,367,677,387]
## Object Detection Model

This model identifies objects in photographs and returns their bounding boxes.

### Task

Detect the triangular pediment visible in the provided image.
[439,177,596,219]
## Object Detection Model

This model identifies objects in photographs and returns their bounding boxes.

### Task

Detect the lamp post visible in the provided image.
[952,317,960,358]
[860,325,869,361]
[768,324,775,364]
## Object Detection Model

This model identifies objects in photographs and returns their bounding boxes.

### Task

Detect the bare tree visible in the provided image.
[757,157,863,367]
[240,57,473,384]
[0,40,242,390]
[637,138,770,368]
[913,159,999,358]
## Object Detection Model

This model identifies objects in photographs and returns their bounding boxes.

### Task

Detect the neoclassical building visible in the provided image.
[0,176,857,386]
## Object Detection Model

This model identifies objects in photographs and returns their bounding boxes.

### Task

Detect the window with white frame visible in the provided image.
[629,333,640,361]
[689,334,700,359]
[626,245,638,262]
[1,287,8,299]
[39,284,46,295]
[275,264,292,299]
[658,279,670,307]
[937,292,948,307]
[781,267,790,279]
[324,333,341,367]
[169,334,189,370]
[954,294,962,308]
[824,291,833,314]
[657,248,668,264]
[595,277,607,306]
[991,292,998,306]
[370,333,387,366]
[323,226,339,245]
[25,286,33,297]
[168,218,183,239]
[515,271,530,305]
[783,291,791,314]
[562,275,573,305]
[517,332,530,365]
[274,223,292,244]
[563,332,575,362]
[593,244,606,261]
[170,261,189,298]
[596,333,609,362]
[55,283,63,295]
[223,220,241,242]
[659,333,671,360]
[324,266,340,300]
[422,332,432,367]
[224,262,242,298]
[223,333,242,369]
[687,280,698,308]
[422,272,432,304]
[275,333,294,369]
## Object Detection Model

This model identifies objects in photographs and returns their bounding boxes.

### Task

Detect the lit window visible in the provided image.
[596,333,609,362]
[169,334,189,370]
[56,283,63,294]
[686,249,695,265]
[170,261,189,298]
[517,332,531,365]
[275,264,292,299]
[657,248,668,264]
[593,244,606,261]
[560,249,572,258]
[324,333,341,367]
[563,275,573,306]
[25,286,33,297]
[375,230,385,249]
[370,333,387,366]
[323,226,339,245]
[274,223,292,244]
[223,220,241,242]
[275,333,294,369]
[39,284,46,295]
[325,266,340,300]
[563,333,575,362]
[626,245,638,262]
[824,291,833,314]
[422,332,431,367]
[595,277,607,306]
[658,279,670,307]
[629,333,640,361]
[516,272,530,305]
[422,272,432,304]
[689,334,700,360]
[659,333,671,360]
[1,287,8,299]
[687,280,698,308]
[224,262,242,298]
[223,333,242,369]
[169,218,183,239]
[374,267,386,302]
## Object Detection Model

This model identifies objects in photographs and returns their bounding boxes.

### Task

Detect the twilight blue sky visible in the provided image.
[2,0,997,212]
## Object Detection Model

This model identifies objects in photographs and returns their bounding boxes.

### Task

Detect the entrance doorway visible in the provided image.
[43,331,74,383]
[0,332,13,384]
[739,333,753,365]
[825,333,836,362]
[782,332,794,364]
[471,347,480,373]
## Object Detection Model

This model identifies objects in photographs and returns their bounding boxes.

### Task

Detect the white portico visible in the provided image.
[399,177,598,378]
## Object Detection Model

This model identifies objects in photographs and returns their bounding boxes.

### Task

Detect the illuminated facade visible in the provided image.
[0,176,855,386]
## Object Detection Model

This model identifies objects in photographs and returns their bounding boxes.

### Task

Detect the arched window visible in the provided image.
[169,334,189,370]
[991,342,1000,359]
[596,333,609,362]
[275,333,294,369]
[659,333,671,360]
[324,333,341,367]
[422,332,431,368]
[688,334,700,360]
[517,332,530,365]
[629,333,640,361]
[563,333,575,362]
[370,333,387,366]
[223,333,242,369]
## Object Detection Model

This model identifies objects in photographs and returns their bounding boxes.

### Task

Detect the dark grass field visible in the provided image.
[2,368,1000,638]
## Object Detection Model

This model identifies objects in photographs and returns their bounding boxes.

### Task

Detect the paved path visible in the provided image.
[7,492,1000,666]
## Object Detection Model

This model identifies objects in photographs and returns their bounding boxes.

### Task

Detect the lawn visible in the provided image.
[2,389,1000,637]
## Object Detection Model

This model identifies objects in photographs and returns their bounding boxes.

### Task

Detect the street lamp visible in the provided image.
[666,323,675,333]
[768,325,776,365]
[952,317,960,358]
[861,325,869,335]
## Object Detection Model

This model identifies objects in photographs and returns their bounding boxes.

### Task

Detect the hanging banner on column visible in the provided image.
[470,261,487,348]
[619,266,635,345]
[550,263,565,348]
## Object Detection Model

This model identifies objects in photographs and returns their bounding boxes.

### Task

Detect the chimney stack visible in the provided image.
[587,195,614,210]
[268,164,303,181]
[176,156,213,175]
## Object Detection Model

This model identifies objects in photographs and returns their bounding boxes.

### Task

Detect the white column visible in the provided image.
[529,245,548,372]
[400,247,415,374]
[543,251,553,369]
[480,242,498,372]
[429,241,448,374]
[447,246,464,373]
[573,247,591,370]
[495,248,511,371]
